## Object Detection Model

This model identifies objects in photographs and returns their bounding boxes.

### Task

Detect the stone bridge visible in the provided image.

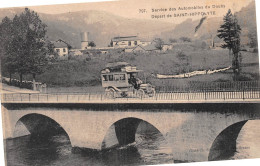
[1,103,260,162]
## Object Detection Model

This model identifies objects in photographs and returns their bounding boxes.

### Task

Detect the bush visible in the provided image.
[192,40,208,50]
[180,37,192,42]
[129,55,136,61]
[236,75,254,81]
[176,50,187,60]
[253,48,258,53]
[2,78,33,89]
[169,38,178,43]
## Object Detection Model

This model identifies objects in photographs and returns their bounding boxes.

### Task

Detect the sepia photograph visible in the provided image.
[0,0,260,165]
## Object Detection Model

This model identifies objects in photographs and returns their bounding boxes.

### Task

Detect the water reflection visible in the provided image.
[6,134,70,166]
[5,119,260,165]
[5,122,173,166]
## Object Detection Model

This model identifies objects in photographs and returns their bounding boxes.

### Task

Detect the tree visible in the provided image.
[8,14,31,86]
[1,8,49,88]
[45,40,59,61]
[230,16,242,80]
[154,38,164,50]
[217,9,242,80]
[17,8,49,89]
[177,51,190,73]
[217,9,234,56]
[0,16,16,84]
[88,41,96,47]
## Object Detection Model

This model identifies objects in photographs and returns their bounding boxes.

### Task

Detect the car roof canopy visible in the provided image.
[102,62,142,73]
[105,62,130,70]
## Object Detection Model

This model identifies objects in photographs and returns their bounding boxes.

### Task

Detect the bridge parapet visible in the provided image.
[1,90,260,104]
[2,102,260,162]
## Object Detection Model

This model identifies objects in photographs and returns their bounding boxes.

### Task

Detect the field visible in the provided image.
[6,43,259,92]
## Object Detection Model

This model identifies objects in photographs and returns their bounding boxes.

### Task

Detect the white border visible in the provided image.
[0,1,260,166]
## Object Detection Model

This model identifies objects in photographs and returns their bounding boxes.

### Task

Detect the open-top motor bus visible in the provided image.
[101,62,155,98]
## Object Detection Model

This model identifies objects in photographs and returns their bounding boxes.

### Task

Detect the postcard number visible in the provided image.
[139,9,147,13]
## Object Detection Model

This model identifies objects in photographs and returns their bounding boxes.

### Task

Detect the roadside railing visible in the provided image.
[1,89,260,103]
[2,81,260,103]
[155,81,260,92]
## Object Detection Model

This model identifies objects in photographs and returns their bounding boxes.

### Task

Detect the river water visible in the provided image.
[4,120,260,166]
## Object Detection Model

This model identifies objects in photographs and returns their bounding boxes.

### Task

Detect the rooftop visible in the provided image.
[112,36,140,42]
[53,40,68,48]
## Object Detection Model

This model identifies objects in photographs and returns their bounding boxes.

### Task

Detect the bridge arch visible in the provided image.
[208,119,254,161]
[101,117,166,149]
[13,113,72,145]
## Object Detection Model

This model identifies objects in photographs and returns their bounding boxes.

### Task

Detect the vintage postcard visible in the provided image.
[0,0,259,165]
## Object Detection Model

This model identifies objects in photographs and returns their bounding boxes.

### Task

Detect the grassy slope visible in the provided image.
[8,43,259,89]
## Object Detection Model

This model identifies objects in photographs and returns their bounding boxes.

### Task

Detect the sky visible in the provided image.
[0,0,255,24]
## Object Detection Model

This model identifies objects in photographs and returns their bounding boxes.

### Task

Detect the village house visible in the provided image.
[162,43,174,51]
[123,42,174,53]
[139,40,152,47]
[111,36,151,48]
[53,40,69,58]
[69,49,84,56]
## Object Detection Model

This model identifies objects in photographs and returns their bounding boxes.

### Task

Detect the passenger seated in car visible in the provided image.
[129,75,142,89]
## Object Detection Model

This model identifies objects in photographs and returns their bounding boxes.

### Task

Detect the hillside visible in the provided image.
[0,1,256,47]
[235,1,258,44]
[161,17,223,42]
[161,1,257,45]
[8,42,258,88]
[0,8,175,48]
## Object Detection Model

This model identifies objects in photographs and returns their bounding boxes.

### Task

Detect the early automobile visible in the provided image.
[101,62,155,98]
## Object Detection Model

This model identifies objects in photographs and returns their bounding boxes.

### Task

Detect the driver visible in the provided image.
[129,75,142,89]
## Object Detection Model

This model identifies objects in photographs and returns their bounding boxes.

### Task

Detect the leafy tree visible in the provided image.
[47,41,59,62]
[0,16,16,83]
[18,8,48,89]
[154,38,164,50]
[88,41,96,47]
[1,8,49,88]
[217,9,242,80]
[7,14,31,86]
[177,51,191,73]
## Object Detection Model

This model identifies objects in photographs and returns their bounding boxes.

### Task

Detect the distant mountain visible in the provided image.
[161,1,257,45]
[0,1,257,47]
[235,1,257,44]
[0,7,24,19]
[161,17,223,42]
[0,9,175,48]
